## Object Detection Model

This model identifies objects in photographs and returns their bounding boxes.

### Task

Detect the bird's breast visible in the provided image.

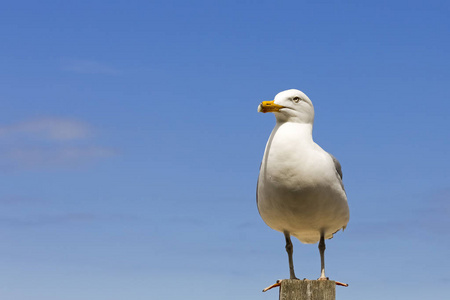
[260,125,332,190]
[257,123,349,242]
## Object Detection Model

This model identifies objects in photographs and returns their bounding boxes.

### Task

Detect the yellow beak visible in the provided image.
[257,100,284,113]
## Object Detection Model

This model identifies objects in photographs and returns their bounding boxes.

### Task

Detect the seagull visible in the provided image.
[256,89,349,280]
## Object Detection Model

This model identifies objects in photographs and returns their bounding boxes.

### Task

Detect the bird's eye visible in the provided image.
[292,96,300,103]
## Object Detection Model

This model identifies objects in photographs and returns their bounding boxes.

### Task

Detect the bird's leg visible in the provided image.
[318,233,328,280]
[284,231,298,280]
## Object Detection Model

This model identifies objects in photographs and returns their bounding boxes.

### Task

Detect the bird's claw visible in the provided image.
[317,277,349,287]
[262,280,283,292]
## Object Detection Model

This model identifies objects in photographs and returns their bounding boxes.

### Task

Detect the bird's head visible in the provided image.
[258,89,315,124]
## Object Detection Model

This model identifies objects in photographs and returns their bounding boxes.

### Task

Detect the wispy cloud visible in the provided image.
[61,59,120,75]
[0,213,96,227]
[0,117,91,141]
[349,189,450,240]
[3,145,115,169]
[0,117,116,171]
[166,216,206,227]
[418,189,450,235]
[0,212,139,228]
[0,195,44,205]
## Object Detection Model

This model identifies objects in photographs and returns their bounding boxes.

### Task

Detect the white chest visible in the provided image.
[260,123,335,190]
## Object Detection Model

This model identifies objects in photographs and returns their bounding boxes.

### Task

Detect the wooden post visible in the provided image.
[279,280,336,300]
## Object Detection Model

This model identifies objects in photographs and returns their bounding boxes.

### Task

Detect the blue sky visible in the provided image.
[1,1,449,299]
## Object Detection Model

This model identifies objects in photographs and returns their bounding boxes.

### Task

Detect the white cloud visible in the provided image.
[0,212,138,227]
[349,189,450,240]
[3,145,115,169]
[0,195,43,205]
[419,189,450,235]
[0,117,116,171]
[0,117,91,141]
[0,213,96,227]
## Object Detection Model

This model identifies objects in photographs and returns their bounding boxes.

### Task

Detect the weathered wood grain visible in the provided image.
[279,280,336,300]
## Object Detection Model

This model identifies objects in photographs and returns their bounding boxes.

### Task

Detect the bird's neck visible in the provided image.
[274,122,314,142]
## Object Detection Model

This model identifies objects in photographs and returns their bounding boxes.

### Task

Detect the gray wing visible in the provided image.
[329,153,348,231]
[256,162,261,206]
[329,153,345,192]
[329,153,343,180]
